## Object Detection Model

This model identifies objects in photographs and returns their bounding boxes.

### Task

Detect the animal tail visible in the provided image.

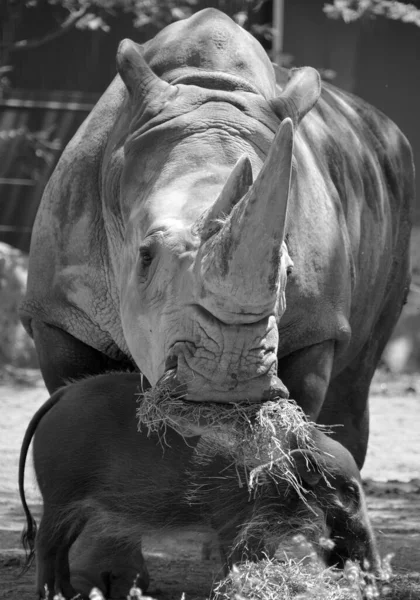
[18,386,66,574]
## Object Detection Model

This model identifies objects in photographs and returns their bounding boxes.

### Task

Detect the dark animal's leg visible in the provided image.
[201,531,220,561]
[31,320,136,394]
[107,546,150,598]
[70,533,149,598]
[35,512,61,599]
[55,526,86,600]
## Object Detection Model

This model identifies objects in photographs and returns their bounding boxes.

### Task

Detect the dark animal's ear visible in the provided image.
[291,450,324,487]
[271,67,321,126]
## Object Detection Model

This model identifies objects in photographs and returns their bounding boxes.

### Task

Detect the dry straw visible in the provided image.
[213,556,383,600]
[136,380,330,498]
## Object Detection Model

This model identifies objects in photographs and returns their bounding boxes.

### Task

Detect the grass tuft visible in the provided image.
[212,555,386,600]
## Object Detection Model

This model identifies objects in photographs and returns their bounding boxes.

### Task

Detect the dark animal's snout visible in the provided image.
[292,431,382,575]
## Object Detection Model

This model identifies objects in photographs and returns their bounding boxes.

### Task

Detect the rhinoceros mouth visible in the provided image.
[161,336,289,404]
[156,363,188,399]
[156,361,289,406]
[142,367,293,447]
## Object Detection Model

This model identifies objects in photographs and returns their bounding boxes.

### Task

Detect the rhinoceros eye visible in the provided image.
[138,243,154,282]
[286,265,293,277]
[139,247,153,268]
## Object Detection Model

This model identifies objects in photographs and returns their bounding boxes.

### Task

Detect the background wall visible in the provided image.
[281,0,420,223]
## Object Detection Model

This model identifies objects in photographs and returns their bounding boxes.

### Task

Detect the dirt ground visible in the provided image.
[1,370,419,600]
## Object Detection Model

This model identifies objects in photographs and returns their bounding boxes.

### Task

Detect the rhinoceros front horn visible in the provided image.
[116,39,171,99]
[202,118,294,309]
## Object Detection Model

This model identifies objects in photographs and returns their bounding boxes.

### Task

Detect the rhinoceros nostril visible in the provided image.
[165,355,178,371]
[264,376,289,400]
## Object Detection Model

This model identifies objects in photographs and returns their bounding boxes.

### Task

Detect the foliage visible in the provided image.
[0,126,61,181]
[0,0,268,90]
[324,0,420,27]
[2,0,266,55]
[46,0,201,34]
[0,0,267,190]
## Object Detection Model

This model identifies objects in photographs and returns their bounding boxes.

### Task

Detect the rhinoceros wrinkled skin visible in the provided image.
[20,9,413,467]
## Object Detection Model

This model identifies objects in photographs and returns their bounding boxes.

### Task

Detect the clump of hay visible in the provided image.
[238,400,322,493]
[212,556,384,600]
[136,380,329,497]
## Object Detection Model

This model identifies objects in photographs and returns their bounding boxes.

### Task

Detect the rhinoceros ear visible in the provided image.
[271,67,321,126]
[116,39,171,99]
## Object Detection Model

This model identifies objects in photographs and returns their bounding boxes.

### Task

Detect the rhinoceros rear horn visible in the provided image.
[117,39,170,99]
[271,67,321,126]
[199,155,253,242]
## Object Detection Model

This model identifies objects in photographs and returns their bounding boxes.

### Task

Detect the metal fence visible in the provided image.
[0,89,98,252]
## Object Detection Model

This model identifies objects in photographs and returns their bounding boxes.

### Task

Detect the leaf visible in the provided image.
[75,13,110,31]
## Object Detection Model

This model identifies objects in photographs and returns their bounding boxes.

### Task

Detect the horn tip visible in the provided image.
[118,38,134,56]
[238,154,253,185]
[117,39,143,70]
[280,116,294,132]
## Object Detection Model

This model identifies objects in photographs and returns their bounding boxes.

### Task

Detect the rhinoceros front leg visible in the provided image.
[31,320,136,394]
[277,340,335,420]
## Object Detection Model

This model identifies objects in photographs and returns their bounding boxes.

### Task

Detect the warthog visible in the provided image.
[20,373,381,598]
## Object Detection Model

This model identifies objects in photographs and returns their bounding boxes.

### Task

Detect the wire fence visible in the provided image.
[0,89,98,252]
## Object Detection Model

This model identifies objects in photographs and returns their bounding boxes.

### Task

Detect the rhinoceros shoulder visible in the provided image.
[21,77,130,359]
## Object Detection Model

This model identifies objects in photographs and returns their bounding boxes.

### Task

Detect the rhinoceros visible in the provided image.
[20,8,413,467]
[19,373,381,599]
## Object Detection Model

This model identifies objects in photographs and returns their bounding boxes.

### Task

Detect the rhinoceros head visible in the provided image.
[115,17,320,403]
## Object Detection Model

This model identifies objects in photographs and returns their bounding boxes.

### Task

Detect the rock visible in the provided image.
[0,243,38,368]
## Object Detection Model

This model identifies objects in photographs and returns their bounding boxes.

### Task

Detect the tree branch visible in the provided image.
[9,5,90,53]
